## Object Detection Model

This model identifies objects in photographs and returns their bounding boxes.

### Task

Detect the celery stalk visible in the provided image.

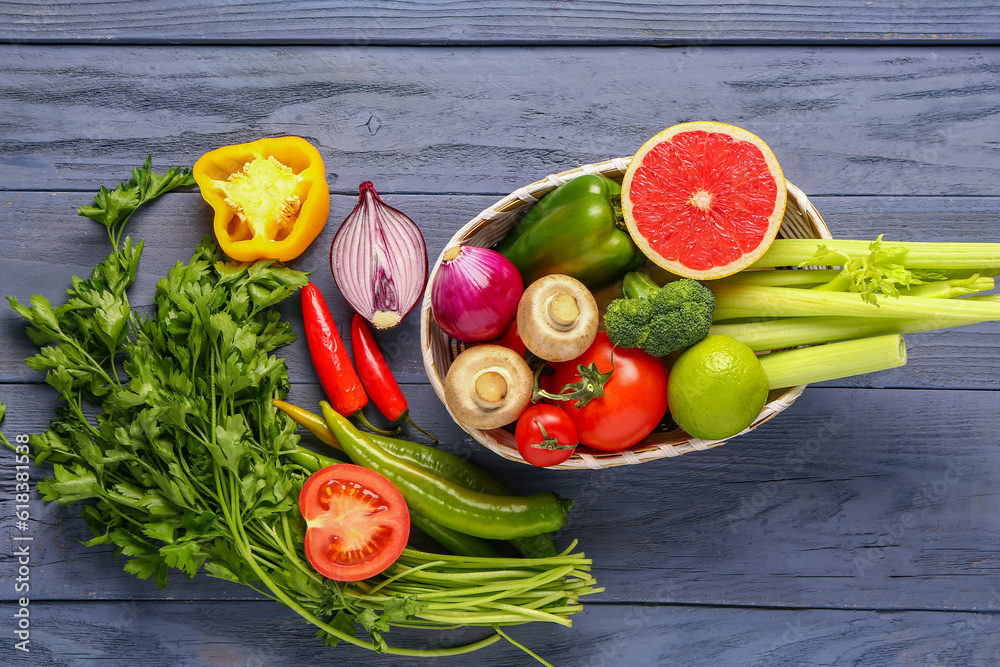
[713,269,843,287]
[711,315,985,352]
[710,284,1000,322]
[753,239,1000,270]
[758,334,907,389]
[899,276,994,299]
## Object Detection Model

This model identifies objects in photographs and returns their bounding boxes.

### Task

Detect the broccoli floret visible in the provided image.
[650,279,711,316]
[644,299,714,356]
[603,274,715,357]
[604,297,652,348]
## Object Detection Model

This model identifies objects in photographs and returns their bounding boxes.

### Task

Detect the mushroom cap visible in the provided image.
[517,274,599,362]
[443,344,534,430]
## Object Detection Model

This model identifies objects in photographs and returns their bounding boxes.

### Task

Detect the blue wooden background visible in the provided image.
[2,3,1000,665]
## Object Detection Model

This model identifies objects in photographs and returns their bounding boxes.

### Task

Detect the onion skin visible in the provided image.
[330,181,428,330]
[431,245,524,343]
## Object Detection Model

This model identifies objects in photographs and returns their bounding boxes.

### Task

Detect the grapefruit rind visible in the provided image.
[621,121,787,281]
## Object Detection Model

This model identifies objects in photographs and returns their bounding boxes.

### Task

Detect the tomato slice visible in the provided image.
[299,464,410,581]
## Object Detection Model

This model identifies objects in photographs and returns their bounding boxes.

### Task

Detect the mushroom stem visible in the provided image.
[475,370,509,404]
[547,292,580,330]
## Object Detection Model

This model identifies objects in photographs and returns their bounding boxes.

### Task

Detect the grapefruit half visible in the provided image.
[621,121,787,280]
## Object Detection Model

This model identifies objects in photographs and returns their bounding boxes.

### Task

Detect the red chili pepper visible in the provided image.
[351,313,437,442]
[300,282,398,435]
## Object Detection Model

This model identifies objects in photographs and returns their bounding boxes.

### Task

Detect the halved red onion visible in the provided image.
[430,245,523,343]
[330,182,428,329]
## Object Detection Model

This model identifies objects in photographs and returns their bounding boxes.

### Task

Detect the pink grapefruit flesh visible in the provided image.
[621,122,787,280]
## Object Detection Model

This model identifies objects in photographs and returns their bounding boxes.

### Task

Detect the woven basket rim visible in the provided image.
[420,157,832,469]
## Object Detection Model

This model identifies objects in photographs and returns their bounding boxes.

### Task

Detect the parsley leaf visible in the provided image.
[78,156,195,247]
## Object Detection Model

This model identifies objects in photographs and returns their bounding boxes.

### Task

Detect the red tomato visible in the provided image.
[486,320,528,358]
[515,404,578,467]
[536,370,555,403]
[551,332,668,452]
[299,464,410,581]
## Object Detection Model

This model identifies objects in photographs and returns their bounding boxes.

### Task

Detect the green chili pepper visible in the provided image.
[495,174,645,288]
[275,400,559,557]
[321,402,573,540]
[408,511,502,558]
[284,446,343,472]
[275,399,493,488]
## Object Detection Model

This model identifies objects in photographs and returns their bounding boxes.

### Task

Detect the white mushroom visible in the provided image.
[516,274,599,362]
[443,344,534,430]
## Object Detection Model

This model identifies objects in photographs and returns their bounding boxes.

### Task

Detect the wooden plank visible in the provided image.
[5,45,1000,196]
[1,2,998,45]
[2,600,998,666]
[4,382,1000,611]
[2,192,999,390]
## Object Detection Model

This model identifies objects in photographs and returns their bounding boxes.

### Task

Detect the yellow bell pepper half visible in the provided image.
[193,136,330,262]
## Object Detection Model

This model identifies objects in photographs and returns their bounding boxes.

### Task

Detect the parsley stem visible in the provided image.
[64,391,99,436]
[271,517,324,584]
[246,522,319,584]
[109,350,122,388]
[172,451,218,508]
[64,336,118,391]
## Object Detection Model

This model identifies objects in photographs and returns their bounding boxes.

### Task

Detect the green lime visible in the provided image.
[668,335,769,440]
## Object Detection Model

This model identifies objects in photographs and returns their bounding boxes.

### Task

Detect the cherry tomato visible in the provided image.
[299,464,410,581]
[515,404,578,467]
[551,332,668,452]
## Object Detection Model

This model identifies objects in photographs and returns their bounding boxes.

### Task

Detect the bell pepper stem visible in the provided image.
[622,271,661,300]
[609,192,625,230]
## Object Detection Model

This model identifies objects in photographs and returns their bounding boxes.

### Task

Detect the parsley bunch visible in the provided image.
[7,160,599,660]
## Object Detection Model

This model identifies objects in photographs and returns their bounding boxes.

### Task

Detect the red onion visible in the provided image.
[430,245,523,343]
[330,182,428,329]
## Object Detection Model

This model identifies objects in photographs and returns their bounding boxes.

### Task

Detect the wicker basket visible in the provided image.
[420,157,832,470]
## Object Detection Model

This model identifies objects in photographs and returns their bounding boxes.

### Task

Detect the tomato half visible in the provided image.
[299,464,410,581]
[515,404,578,467]
[551,332,668,452]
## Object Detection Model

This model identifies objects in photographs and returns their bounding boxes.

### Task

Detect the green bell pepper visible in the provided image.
[496,174,645,287]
